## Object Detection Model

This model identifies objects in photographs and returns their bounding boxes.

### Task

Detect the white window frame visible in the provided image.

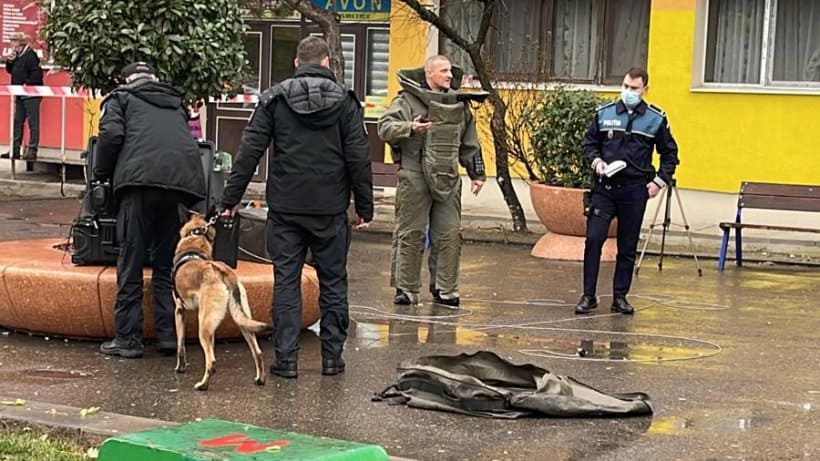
[364,26,390,99]
[310,32,356,87]
[435,0,640,92]
[692,0,820,95]
[269,23,301,85]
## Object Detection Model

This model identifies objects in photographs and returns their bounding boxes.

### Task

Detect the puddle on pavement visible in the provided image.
[648,404,814,435]
[352,320,719,363]
[520,335,719,362]
[0,368,93,386]
[23,368,92,379]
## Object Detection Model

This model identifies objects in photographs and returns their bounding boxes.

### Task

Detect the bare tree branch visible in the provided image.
[399,0,473,51]
[280,0,346,84]
[397,0,528,232]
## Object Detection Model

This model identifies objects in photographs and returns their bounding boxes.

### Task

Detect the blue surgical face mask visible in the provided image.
[620,89,642,108]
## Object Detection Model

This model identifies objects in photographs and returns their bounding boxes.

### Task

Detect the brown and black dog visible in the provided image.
[172,213,271,390]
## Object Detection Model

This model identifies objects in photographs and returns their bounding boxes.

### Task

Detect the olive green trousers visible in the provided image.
[390,169,462,295]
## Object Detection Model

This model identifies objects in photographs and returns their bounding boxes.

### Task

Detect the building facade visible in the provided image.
[3,0,816,194]
[386,0,820,193]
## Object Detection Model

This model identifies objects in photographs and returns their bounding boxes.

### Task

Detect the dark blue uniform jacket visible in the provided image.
[582,99,679,187]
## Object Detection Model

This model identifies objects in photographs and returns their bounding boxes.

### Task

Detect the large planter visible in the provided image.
[530,182,616,261]
[0,239,321,339]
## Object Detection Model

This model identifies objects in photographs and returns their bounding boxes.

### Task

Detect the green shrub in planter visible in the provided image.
[527,86,605,189]
[44,0,247,102]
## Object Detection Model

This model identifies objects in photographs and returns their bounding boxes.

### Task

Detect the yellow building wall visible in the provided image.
[83,98,101,140]
[647,0,819,192]
[383,3,430,163]
[385,0,820,192]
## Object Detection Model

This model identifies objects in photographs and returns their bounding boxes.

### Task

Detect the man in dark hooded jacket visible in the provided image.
[94,62,206,358]
[221,36,373,379]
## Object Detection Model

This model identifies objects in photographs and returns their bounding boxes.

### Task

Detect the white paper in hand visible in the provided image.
[604,160,627,177]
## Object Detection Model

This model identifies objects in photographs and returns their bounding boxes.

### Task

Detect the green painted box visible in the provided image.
[98,418,389,460]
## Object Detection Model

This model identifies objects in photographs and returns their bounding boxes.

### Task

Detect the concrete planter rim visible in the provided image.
[529,181,616,237]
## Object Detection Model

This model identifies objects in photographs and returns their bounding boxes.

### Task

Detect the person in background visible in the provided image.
[2,32,43,161]
[188,101,203,140]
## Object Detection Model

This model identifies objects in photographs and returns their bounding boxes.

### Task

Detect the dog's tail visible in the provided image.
[218,267,274,334]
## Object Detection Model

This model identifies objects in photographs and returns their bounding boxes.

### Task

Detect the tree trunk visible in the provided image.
[392,0,527,231]
[281,0,345,84]
[487,92,528,232]
[470,49,528,232]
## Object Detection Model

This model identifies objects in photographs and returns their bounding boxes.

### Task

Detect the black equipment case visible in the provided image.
[212,215,240,268]
[72,137,227,266]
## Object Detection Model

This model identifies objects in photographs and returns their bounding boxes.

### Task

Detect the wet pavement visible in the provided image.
[1,198,819,460]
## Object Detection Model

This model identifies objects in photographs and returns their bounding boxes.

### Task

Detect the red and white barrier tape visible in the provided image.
[208,94,259,104]
[0,85,260,103]
[0,85,88,97]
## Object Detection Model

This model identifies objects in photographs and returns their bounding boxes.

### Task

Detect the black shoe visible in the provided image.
[0,152,20,160]
[574,295,599,315]
[322,358,345,376]
[20,151,36,161]
[611,298,635,315]
[432,289,460,307]
[269,360,298,378]
[156,340,177,356]
[394,289,418,305]
[99,338,143,358]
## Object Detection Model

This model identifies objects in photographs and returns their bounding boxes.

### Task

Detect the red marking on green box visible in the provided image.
[98,418,390,460]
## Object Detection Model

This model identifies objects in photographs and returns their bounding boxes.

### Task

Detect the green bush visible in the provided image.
[43,0,248,102]
[527,86,605,189]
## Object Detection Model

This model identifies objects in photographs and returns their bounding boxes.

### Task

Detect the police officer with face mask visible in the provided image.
[575,67,679,316]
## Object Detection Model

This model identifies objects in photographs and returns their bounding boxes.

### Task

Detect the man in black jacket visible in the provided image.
[94,62,206,358]
[2,32,43,161]
[221,36,373,378]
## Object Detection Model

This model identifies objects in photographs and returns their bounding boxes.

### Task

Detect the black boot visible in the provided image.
[432,289,460,308]
[156,339,177,356]
[0,152,20,160]
[99,338,144,358]
[21,148,37,161]
[611,297,635,315]
[394,289,418,305]
[321,358,345,376]
[574,295,599,315]
[269,360,298,378]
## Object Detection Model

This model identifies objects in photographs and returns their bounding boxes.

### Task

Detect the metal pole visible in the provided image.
[658,180,674,271]
[673,185,703,276]
[60,95,67,196]
[9,94,15,179]
[635,187,665,275]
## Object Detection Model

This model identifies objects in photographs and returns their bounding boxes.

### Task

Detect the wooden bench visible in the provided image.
[717,182,820,270]
[372,162,398,187]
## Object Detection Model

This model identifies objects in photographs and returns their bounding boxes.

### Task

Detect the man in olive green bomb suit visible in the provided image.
[377,55,486,308]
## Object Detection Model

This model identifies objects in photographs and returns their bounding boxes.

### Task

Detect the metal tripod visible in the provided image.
[636,179,702,276]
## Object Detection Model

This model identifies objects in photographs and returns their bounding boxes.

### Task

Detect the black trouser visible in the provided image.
[114,188,184,344]
[13,96,40,155]
[267,211,350,363]
[583,182,649,298]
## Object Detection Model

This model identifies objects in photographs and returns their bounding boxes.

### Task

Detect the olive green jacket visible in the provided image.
[377,67,486,181]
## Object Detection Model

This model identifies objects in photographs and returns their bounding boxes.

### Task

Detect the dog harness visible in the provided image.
[171,248,210,303]
[172,216,219,302]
